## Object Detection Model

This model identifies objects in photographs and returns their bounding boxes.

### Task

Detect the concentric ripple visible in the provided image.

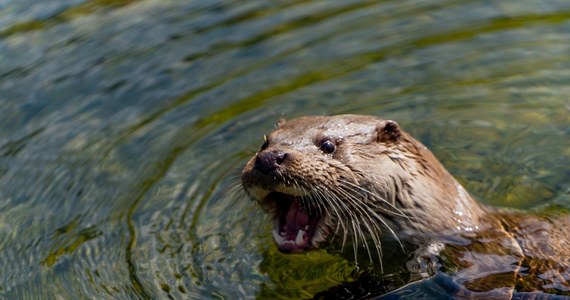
[0,0,569,298]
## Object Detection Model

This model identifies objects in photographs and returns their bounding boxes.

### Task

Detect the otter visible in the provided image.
[241,115,570,297]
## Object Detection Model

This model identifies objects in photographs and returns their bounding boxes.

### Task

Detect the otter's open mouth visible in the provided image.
[266,192,321,252]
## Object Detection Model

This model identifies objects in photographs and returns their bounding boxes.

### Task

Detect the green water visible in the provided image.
[0,0,569,298]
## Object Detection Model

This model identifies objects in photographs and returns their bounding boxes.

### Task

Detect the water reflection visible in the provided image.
[0,0,569,298]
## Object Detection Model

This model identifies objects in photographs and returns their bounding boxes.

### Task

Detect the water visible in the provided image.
[1,0,569,298]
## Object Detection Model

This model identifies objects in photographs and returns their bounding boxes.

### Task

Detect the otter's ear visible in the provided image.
[377,120,401,143]
[275,118,287,129]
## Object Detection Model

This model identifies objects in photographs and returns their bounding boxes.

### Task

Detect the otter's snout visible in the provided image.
[254,150,288,174]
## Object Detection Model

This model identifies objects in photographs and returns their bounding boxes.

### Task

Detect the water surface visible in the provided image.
[1,0,569,298]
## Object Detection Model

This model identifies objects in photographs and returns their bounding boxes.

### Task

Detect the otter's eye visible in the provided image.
[260,135,269,151]
[320,140,336,154]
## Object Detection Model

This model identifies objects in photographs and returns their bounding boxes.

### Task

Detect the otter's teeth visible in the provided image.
[272,229,307,247]
[295,230,304,245]
[272,229,286,245]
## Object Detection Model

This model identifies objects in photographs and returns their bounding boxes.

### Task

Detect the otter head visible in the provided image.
[241,115,483,254]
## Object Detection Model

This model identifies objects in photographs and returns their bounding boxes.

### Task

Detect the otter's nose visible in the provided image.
[254,151,288,174]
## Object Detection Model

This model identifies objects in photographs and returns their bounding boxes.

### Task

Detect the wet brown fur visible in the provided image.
[241,114,570,295]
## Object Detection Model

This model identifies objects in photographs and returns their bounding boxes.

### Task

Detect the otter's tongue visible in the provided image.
[272,199,312,252]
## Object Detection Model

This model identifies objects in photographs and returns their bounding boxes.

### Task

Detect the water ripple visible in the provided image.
[1,0,569,298]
